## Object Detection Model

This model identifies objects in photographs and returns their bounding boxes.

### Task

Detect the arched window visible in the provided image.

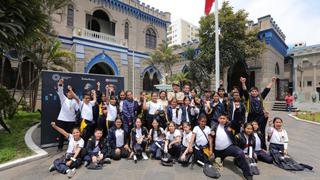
[145,28,157,49]
[275,62,280,75]
[124,22,129,40]
[67,4,74,26]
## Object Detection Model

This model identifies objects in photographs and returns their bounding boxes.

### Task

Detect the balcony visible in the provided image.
[73,27,128,47]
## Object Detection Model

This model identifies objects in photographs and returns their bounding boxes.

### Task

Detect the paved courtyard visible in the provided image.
[0,111,319,180]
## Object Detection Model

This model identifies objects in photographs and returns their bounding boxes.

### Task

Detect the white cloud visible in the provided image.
[142,0,320,45]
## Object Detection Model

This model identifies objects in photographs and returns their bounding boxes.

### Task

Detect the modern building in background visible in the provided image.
[286,44,320,102]
[167,19,199,46]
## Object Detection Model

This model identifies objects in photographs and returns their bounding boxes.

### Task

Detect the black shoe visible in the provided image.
[103,158,111,164]
[49,164,55,172]
[244,175,253,180]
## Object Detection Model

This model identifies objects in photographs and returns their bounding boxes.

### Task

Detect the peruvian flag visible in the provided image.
[205,0,215,15]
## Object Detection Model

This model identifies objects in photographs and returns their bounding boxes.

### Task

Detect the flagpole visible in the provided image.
[214,0,220,90]
[133,50,135,95]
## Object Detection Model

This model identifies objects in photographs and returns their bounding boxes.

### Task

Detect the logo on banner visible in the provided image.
[52,74,60,81]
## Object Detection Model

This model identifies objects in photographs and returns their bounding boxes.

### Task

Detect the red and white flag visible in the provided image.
[205,0,215,15]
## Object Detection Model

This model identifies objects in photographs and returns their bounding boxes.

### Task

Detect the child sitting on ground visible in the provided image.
[49,122,84,178]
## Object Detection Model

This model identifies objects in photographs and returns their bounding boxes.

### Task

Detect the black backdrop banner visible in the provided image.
[41,70,124,145]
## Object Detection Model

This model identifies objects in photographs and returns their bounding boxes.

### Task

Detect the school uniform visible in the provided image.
[106,103,118,129]
[268,127,289,154]
[146,101,163,129]
[131,127,148,157]
[206,101,224,127]
[211,123,252,177]
[83,136,108,164]
[228,101,246,134]
[80,101,96,142]
[167,106,182,126]
[179,131,193,164]
[165,129,181,159]
[244,88,270,135]
[253,131,273,163]
[149,127,165,159]
[96,114,109,137]
[53,134,84,174]
[181,105,199,127]
[122,99,139,133]
[235,132,256,155]
[167,91,184,104]
[108,126,130,160]
[192,125,211,164]
[56,86,79,149]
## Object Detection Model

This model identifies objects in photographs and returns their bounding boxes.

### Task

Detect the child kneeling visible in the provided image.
[49,122,84,178]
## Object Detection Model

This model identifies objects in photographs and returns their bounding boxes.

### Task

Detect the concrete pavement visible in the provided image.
[0,111,319,180]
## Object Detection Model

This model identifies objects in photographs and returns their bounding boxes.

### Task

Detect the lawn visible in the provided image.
[296,111,320,123]
[0,111,40,164]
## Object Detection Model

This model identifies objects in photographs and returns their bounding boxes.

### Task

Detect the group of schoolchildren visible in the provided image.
[49,77,311,179]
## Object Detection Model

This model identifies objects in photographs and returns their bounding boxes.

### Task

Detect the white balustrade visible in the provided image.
[73,28,127,47]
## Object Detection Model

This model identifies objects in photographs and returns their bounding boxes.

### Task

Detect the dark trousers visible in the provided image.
[110,147,130,160]
[123,116,134,134]
[53,154,81,174]
[215,145,252,177]
[149,141,163,160]
[255,150,273,164]
[193,146,210,164]
[168,144,181,160]
[56,120,76,149]
[82,120,94,144]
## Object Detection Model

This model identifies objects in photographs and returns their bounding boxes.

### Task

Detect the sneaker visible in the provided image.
[49,164,55,172]
[103,158,111,164]
[133,155,137,163]
[83,161,89,167]
[67,168,76,178]
[142,152,148,160]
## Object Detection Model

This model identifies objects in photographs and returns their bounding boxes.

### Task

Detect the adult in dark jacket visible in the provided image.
[108,119,131,160]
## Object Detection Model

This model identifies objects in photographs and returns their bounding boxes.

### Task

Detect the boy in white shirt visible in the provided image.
[56,79,80,151]
[211,115,252,180]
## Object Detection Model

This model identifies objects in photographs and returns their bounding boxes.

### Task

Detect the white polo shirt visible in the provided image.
[57,86,79,122]
[215,124,232,150]
[80,101,95,121]
[193,126,211,147]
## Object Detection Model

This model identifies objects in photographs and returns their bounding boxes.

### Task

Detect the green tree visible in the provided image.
[190,1,263,90]
[170,72,189,86]
[148,41,179,81]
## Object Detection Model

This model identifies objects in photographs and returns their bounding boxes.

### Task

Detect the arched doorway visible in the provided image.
[141,65,162,92]
[85,52,119,76]
[0,58,14,89]
[88,62,114,75]
[227,60,249,92]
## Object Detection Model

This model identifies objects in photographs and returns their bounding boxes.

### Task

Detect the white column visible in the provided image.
[313,65,317,92]
[293,66,298,93]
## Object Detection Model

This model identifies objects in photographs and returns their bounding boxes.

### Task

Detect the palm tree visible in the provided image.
[148,41,179,80]
[170,72,189,86]
[26,37,75,112]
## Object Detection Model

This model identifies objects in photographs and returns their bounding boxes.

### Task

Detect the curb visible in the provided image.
[0,123,48,171]
[288,114,320,125]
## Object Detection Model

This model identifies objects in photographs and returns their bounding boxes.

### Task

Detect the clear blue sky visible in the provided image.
[143,0,320,46]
